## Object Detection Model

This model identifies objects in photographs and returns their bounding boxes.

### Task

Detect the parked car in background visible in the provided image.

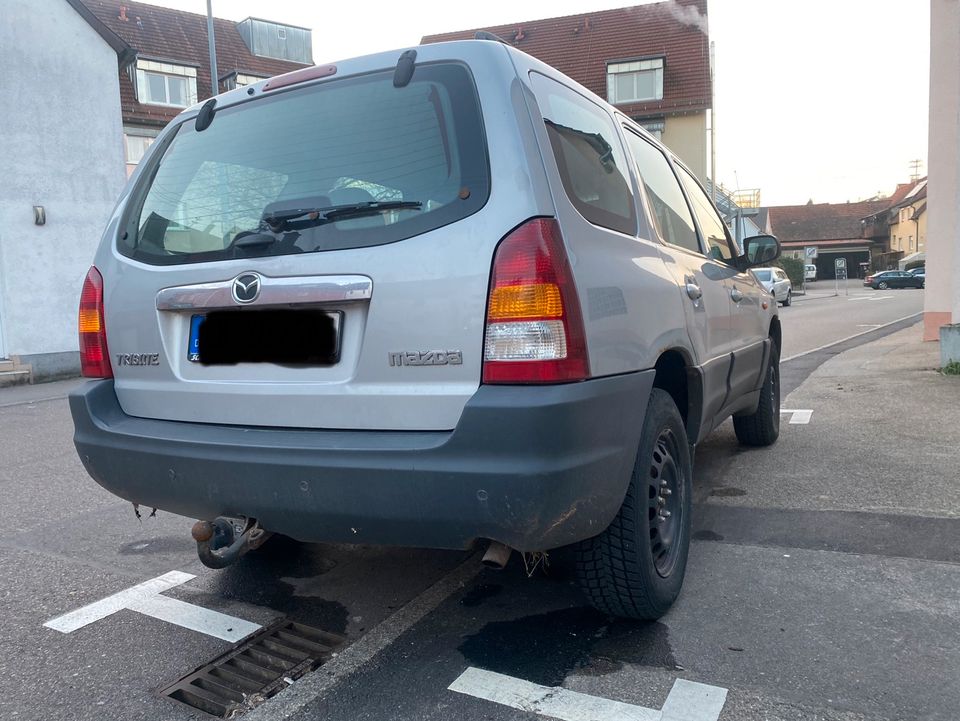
[864,270,924,289]
[804,264,817,282]
[753,267,793,306]
[909,267,925,282]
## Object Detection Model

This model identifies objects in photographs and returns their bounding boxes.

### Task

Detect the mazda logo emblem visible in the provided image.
[232,273,261,304]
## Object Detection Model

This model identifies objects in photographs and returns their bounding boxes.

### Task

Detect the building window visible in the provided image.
[607,58,664,104]
[636,118,665,140]
[234,73,266,89]
[123,126,159,176]
[135,60,198,108]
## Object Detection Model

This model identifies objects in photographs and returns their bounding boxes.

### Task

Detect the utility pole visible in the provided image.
[206,0,218,97]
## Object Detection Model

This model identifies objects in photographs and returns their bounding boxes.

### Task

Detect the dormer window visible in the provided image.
[135,59,198,108]
[607,58,664,104]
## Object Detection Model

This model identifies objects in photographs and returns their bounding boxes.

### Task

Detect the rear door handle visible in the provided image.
[730,287,744,303]
[685,282,702,301]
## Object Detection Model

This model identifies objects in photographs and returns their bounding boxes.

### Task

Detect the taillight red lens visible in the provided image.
[482,218,589,384]
[79,266,112,378]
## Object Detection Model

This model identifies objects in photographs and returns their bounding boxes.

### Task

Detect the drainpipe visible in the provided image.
[710,41,717,204]
[206,0,218,97]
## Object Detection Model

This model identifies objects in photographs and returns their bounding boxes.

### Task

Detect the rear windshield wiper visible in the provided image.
[263,201,423,231]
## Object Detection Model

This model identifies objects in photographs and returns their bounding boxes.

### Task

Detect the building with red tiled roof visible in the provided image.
[69,0,312,174]
[765,200,889,280]
[421,0,711,180]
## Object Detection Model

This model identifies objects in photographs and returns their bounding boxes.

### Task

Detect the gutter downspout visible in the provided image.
[206,0,219,97]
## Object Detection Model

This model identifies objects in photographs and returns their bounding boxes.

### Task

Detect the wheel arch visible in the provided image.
[652,348,702,444]
[769,316,782,354]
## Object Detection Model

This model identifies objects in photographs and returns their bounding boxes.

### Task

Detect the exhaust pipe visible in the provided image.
[191,516,271,569]
[481,541,512,570]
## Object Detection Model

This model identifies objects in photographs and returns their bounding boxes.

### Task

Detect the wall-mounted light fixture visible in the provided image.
[33,206,46,226]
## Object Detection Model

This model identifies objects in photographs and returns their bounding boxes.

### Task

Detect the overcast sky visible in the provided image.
[151,0,930,206]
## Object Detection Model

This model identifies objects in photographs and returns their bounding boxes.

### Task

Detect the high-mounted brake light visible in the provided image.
[79,266,112,378]
[483,218,589,384]
[262,64,337,92]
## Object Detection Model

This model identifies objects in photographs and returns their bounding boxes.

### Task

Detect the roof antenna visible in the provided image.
[475,30,510,44]
[393,49,417,88]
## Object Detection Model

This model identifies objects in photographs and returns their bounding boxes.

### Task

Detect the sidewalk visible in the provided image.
[701,322,960,519]
[0,377,84,408]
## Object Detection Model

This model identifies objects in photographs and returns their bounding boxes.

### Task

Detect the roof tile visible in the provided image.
[421,0,711,117]
[79,0,310,127]
[765,201,889,243]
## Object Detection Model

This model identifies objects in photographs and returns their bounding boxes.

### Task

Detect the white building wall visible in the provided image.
[0,0,125,376]
[925,0,959,343]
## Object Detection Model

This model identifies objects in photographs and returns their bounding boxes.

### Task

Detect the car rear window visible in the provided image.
[121,63,489,265]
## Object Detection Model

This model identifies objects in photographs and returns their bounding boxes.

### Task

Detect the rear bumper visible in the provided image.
[70,372,654,551]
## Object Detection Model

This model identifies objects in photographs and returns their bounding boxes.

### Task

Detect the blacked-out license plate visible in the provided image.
[188,310,342,366]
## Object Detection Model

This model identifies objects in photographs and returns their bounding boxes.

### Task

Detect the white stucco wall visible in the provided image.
[924,0,959,341]
[0,0,125,367]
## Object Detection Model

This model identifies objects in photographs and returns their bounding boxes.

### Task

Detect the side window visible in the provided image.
[622,130,700,253]
[676,166,737,263]
[530,73,637,236]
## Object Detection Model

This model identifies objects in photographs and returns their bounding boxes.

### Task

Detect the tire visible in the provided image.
[733,342,781,447]
[878,281,889,290]
[575,388,692,620]
[783,289,792,307]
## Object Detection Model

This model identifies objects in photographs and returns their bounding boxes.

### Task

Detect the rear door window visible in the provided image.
[530,73,636,236]
[122,63,489,264]
[622,129,700,253]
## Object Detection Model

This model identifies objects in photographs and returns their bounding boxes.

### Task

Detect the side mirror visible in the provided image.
[741,234,781,268]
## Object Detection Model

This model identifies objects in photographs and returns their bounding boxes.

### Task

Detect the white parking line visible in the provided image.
[847,295,892,301]
[43,570,260,642]
[449,667,727,721]
[780,409,813,424]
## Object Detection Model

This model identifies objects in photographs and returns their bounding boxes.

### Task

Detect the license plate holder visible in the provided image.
[188,309,342,366]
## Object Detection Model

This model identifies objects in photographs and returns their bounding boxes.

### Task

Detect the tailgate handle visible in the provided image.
[157,274,373,311]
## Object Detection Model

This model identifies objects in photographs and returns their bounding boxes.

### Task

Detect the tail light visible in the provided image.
[482,218,589,384]
[79,266,112,378]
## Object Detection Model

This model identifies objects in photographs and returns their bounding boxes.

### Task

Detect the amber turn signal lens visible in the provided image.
[487,283,563,320]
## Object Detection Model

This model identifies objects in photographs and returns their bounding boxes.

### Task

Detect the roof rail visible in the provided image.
[474,30,510,44]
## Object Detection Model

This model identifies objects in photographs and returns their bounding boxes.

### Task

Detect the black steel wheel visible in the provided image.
[575,388,692,620]
[647,428,684,577]
[733,341,781,447]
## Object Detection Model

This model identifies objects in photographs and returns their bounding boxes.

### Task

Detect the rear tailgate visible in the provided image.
[98,42,554,431]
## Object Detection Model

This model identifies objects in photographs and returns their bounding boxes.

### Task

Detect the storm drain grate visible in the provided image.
[160,619,346,718]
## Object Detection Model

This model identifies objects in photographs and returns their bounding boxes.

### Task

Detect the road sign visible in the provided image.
[835,257,847,270]
[805,246,818,259]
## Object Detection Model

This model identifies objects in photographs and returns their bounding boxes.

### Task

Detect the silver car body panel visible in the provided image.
[92,40,775,434]
[96,42,555,431]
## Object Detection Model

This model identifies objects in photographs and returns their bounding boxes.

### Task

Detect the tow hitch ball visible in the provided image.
[191,516,271,569]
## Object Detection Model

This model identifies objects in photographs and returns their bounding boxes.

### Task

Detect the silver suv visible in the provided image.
[71,40,782,620]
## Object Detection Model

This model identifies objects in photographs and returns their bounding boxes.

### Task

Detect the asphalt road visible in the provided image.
[0,295,955,721]
[778,279,924,359]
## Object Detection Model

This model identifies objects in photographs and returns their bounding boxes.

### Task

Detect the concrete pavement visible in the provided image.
[1,312,957,720]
